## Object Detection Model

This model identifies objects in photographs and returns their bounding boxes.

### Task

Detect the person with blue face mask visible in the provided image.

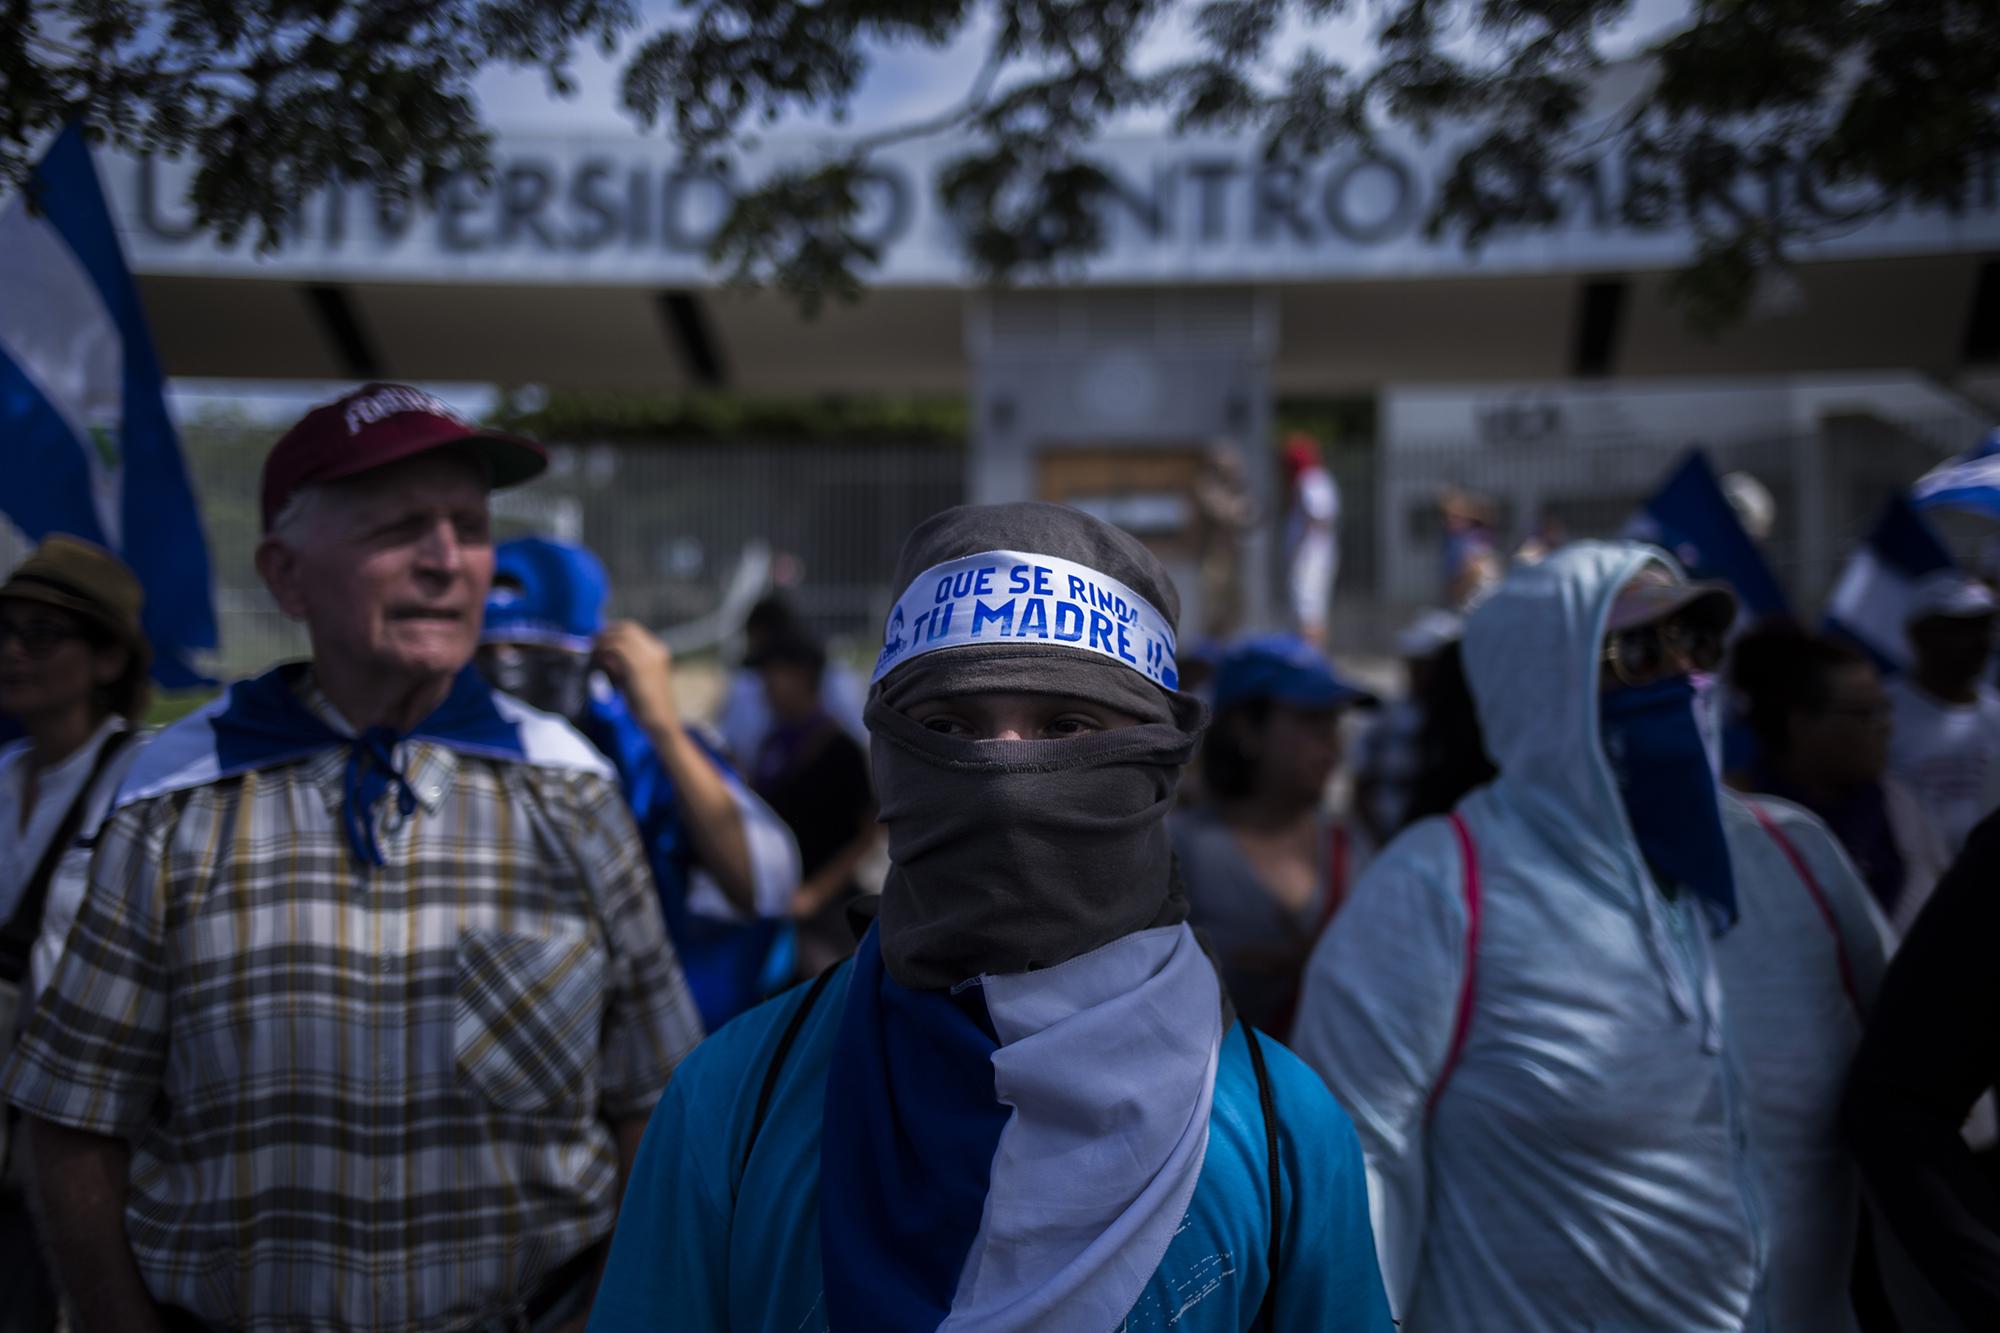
[1291,542,1891,1333]
[476,537,803,1032]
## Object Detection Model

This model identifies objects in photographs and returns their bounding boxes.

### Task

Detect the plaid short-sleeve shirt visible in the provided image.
[0,682,702,1332]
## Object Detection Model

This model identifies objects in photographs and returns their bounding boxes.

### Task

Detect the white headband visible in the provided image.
[872,549,1179,690]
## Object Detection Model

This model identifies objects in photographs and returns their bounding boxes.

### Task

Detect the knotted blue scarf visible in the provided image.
[210,663,525,867]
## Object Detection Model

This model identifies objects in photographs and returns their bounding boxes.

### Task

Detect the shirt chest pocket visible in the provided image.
[453,927,606,1115]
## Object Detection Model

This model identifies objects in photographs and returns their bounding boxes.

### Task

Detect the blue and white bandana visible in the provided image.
[821,921,1221,1332]
[118,662,608,865]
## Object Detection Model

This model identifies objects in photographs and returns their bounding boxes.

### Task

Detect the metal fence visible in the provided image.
[7,413,1976,686]
[1367,419,1975,636]
[178,422,966,680]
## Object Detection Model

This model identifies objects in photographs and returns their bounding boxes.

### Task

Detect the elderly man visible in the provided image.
[0,384,702,1333]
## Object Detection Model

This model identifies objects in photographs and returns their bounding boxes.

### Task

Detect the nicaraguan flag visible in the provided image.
[0,123,216,687]
[1911,428,2000,521]
[1823,496,1958,673]
[117,663,612,862]
[1624,450,1792,621]
[818,923,1220,1332]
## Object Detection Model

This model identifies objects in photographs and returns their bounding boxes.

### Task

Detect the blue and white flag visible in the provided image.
[1823,496,1958,673]
[119,663,611,863]
[1911,428,2000,521]
[0,123,216,687]
[819,923,1220,1332]
[1625,450,1792,622]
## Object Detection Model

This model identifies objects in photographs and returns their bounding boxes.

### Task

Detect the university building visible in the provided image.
[110,129,2000,641]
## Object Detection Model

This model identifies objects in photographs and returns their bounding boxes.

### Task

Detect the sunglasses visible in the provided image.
[0,619,85,660]
[1601,614,1727,686]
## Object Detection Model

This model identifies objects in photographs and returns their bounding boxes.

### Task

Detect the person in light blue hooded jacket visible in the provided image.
[1293,541,1889,1333]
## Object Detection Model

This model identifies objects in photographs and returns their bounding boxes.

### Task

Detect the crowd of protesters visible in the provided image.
[4,383,2000,1331]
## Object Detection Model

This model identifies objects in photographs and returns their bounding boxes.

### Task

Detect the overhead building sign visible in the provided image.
[111,132,2000,286]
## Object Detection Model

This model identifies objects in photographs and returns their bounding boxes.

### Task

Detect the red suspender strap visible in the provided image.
[1747,801,1861,1017]
[1278,822,1356,1044]
[1314,822,1351,938]
[1333,823,1349,916]
[1427,813,1481,1118]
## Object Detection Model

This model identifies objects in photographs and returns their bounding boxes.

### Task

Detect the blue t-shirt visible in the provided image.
[579,689,780,1032]
[589,962,1393,1332]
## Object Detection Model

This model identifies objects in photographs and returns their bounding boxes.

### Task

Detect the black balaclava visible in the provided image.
[866,502,1208,992]
[475,643,591,725]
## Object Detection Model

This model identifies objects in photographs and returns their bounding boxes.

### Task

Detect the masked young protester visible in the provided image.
[2,385,702,1333]
[1293,542,1887,1333]
[589,503,1393,1332]
[477,536,802,1032]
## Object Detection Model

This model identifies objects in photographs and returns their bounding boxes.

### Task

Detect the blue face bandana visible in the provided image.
[1599,676,1738,928]
[820,925,1012,1332]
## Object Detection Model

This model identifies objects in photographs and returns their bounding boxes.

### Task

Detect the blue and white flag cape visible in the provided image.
[1911,429,2000,521]
[1823,496,1959,673]
[120,663,609,865]
[1624,450,1791,622]
[0,123,217,687]
[820,923,1220,1333]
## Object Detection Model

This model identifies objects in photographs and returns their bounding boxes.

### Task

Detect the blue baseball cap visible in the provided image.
[483,537,609,652]
[1212,633,1378,714]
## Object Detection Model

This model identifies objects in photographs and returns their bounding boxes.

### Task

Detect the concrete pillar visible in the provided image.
[964,288,1278,632]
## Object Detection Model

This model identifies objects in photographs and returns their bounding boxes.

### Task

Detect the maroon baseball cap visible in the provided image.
[260,383,548,530]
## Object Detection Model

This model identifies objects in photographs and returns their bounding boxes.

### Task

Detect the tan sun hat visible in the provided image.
[1,534,153,678]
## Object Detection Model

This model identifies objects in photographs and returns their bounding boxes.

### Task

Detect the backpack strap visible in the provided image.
[1746,801,1861,1017]
[0,727,134,986]
[1426,812,1481,1119]
[1243,1021,1283,1332]
[741,964,839,1183]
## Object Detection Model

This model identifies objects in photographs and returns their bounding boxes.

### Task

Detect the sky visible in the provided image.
[472,0,1695,139]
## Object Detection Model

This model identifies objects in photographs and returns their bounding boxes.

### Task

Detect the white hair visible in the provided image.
[268,483,334,547]
[266,452,496,550]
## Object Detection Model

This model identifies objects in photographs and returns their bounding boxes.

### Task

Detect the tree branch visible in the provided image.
[842,38,1009,156]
